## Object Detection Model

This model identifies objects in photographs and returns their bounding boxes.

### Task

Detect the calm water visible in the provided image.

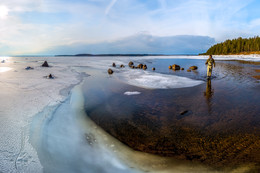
[83,58,260,169]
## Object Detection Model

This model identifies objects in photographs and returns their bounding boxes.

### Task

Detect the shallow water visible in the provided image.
[84,58,260,171]
[28,56,260,173]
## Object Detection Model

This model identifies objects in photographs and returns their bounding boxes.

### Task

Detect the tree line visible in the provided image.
[201,36,260,55]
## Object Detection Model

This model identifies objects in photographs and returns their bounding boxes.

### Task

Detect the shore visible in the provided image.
[0,55,259,173]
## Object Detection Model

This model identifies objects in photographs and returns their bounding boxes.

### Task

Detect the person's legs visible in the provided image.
[207,66,212,78]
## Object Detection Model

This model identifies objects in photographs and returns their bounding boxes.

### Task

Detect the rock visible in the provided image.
[128,61,134,67]
[112,63,116,67]
[108,68,114,74]
[152,67,155,71]
[187,69,191,72]
[48,74,54,79]
[42,61,49,67]
[181,68,184,70]
[143,64,147,70]
[137,64,143,69]
[180,110,188,115]
[169,65,172,69]
[172,64,180,70]
[189,66,198,70]
[25,66,34,70]
[120,64,125,68]
[131,66,135,69]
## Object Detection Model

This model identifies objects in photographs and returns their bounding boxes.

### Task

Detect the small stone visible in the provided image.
[128,61,134,67]
[143,64,147,70]
[189,66,198,70]
[187,69,191,72]
[181,68,184,70]
[152,67,155,71]
[112,63,116,67]
[108,68,114,74]
[172,64,180,70]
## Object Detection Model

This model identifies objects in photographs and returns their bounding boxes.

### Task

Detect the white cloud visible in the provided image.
[0,5,9,19]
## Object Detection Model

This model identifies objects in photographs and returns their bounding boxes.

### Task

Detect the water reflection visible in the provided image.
[204,79,214,114]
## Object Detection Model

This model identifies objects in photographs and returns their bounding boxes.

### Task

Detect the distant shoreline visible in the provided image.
[55,54,198,57]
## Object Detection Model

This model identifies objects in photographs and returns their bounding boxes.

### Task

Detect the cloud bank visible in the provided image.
[42,34,215,55]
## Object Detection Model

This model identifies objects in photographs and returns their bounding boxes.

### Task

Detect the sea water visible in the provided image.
[29,56,260,173]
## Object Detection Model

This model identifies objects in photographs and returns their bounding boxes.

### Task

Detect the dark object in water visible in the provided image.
[1,60,5,63]
[181,68,184,70]
[152,67,155,71]
[42,61,49,67]
[108,68,113,74]
[187,69,191,72]
[128,61,134,67]
[180,110,188,115]
[120,64,125,68]
[112,63,116,67]
[143,64,147,70]
[189,66,198,70]
[168,65,172,69]
[25,66,34,70]
[137,64,143,69]
[172,64,180,70]
[48,74,54,79]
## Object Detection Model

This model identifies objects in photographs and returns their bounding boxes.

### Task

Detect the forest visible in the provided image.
[202,36,260,55]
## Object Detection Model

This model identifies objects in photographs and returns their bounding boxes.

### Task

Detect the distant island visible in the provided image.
[201,36,260,55]
[55,54,198,57]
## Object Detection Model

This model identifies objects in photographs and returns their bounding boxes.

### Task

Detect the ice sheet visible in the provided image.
[116,70,204,89]
[124,91,141,95]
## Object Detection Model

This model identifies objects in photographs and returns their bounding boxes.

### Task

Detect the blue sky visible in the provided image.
[0,0,260,55]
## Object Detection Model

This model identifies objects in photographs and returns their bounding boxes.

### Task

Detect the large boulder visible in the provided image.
[189,66,198,70]
[128,61,134,67]
[137,64,143,69]
[172,64,180,70]
[42,61,49,67]
[108,68,114,74]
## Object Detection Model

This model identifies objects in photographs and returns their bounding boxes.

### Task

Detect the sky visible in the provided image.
[0,0,260,55]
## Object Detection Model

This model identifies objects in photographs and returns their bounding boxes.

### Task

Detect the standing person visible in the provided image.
[205,55,215,79]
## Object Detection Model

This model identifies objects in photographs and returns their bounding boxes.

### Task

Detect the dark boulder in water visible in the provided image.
[128,61,134,67]
[189,66,198,70]
[42,61,49,67]
[172,64,180,70]
[152,67,155,71]
[187,69,191,72]
[108,68,114,74]
[120,64,125,68]
[181,68,184,70]
[143,64,147,70]
[112,63,116,67]
[137,64,143,69]
[169,65,172,69]
[48,74,54,79]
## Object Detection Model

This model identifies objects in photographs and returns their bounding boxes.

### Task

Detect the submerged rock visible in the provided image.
[48,74,54,79]
[189,66,198,70]
[42,61,49,67]
[112,63,116,67]
[172,64,180,70]
[108,68,114,74]
[187,69,191,72]
[152,67,155,71]
[181,68,184,70]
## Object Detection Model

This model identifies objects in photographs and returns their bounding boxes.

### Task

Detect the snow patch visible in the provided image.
[124,91,141,95]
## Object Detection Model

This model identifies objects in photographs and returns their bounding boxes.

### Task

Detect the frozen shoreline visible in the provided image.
[0,55,258,173]
[0,57,85,172]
